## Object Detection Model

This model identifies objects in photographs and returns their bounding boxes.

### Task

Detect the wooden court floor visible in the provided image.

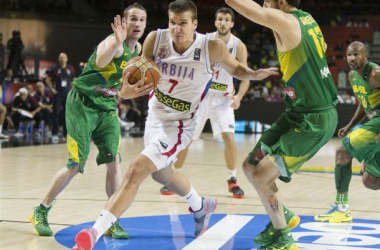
[1,133,379,250]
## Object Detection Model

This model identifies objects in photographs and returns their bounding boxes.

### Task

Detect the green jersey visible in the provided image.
[351,62,380,115]
[73,40,139,111]
[277,10,337,111]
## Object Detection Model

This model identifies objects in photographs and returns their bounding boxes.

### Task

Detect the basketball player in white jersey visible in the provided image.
[72,1,278,249]
[159,7,249,198]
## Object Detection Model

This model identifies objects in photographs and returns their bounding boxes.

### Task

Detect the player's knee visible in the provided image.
[242,157,253,175]
[336,145,352,164]
[362,173,380,190]
[127,162,149,184]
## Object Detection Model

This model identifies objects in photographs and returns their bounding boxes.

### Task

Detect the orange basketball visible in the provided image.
[123,56,160,87]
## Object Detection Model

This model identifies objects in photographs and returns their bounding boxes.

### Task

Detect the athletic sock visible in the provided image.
[182,186,202,212]
[227,169,237,180]
[335,193,349,212]
[93,210,117,241]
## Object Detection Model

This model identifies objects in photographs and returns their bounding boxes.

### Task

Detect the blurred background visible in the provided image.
[0,0,379,147]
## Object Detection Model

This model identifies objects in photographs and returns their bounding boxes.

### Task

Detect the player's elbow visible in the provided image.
[95,57,106,69]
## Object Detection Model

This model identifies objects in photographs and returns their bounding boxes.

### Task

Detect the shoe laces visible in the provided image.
[36,207,50,227]
[261,222,275,237]
[326,204,339,214]
[110,221,124,233]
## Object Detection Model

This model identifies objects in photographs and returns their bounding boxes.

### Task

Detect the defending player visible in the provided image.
[315,41,380,223]
[226,0,338,249]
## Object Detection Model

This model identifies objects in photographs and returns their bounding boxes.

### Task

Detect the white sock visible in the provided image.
[182,186,202,212]
[227,169,237,179]
[41,203,50,209]
[0,125,2,134]
[92,210,117,241]
[337,203,349,212]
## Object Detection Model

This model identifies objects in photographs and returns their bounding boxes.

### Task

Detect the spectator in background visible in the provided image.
[34,81,53,133]
[11,87,41,135]
[373,29,380,45]
[6,30,25,78]
[335,41,345,59]
[358,18,369,28]
[46,52,75,143]
[267,86,282,102]
[0,83,9,139]
[346,18,358,27]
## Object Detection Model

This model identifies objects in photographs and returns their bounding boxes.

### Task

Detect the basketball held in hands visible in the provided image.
[123,56,160,87]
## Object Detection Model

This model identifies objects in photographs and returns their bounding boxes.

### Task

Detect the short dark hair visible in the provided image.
[286,0,300,8]
[123,2,147,19]
[168,0,197,21]
[215,7,235,22]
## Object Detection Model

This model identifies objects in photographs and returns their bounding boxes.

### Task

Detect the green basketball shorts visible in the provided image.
[65,88,121,173]
[249,107,338,182]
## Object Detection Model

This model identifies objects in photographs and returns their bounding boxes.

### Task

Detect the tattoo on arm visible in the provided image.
[268,195,279,212]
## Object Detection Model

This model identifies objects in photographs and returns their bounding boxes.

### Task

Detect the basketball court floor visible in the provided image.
[1,133,379,250]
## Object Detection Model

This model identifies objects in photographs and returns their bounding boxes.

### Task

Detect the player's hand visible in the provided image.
[111,15,127,45]
[230,95,242,110]
[375,133,380,143]
[118,72,154,99]
[251,67,279,80]
[338,125,352,138]
[52,89,57,95]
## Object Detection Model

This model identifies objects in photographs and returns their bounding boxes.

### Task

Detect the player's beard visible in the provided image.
[217,28,230,37]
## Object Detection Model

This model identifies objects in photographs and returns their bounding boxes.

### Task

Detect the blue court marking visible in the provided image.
[56,214,380,250]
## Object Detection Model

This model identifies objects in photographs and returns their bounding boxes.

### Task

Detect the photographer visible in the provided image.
[6,30,25,77]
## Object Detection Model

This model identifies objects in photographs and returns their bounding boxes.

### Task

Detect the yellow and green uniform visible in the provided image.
[249,10,338,182]
[343,62,380,177]
[66,40,139,173]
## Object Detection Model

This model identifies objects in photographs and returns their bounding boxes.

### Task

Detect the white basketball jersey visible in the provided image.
[148,29,213,122]
[207,32,240,94]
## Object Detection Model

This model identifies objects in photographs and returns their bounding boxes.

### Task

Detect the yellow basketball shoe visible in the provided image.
[314,204,353,223]
[254,207,300,245]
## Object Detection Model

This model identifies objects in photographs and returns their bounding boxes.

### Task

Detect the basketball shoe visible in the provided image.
[257,228,298,250]
[254,206,300,245]
[314,203,352,223]
[189,197,218,236]
[160,186,174,195]
[104,220,129,239]
[29,204,53,236]
[228,177,244,198]
[72,228,98,250]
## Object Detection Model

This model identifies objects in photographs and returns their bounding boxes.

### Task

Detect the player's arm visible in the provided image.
[225,0,294,32]
[338,71,367,137]
[369,66,380,90]
[96,15,126,68]
[118,31,156,100]
[209,39,279,81]
[231,41,250,110]
[141,31,157,61]
[45,75,57,95]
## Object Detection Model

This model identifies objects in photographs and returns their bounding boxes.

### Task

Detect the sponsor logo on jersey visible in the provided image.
[94,86,118,96]
[159,140,168,150]
[228,124,235,129]
[284,87,297,99]
[154,88,191,112]
[158,44,169,59]
[320,65,331,79]
[353,85,368,94]
[229,48,233,54]
[194,48,201,61]
[210,82,228,91]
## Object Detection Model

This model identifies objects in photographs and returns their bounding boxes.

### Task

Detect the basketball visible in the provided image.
[123,56,160,87]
